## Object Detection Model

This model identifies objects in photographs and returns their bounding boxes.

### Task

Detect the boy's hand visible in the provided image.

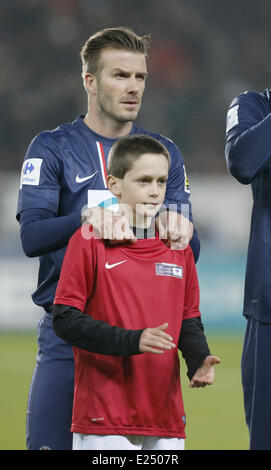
[139,323,176,354]
[189,355,221,388]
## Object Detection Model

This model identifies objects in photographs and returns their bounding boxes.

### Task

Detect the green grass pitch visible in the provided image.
[0,331,249,450]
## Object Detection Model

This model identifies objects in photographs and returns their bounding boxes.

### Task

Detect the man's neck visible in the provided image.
[83,113,133,139]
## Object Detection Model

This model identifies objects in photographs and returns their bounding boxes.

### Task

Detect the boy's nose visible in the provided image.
[148,182,159,196]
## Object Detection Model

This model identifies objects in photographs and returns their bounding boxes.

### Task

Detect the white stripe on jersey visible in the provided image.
[96,141,107,188]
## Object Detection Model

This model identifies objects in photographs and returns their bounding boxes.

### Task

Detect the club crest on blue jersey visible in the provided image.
[155,263,183,279]
[20,158,43,188]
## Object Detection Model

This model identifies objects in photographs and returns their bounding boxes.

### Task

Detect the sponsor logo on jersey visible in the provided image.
[155,262,183,279]
[105,260,127,270]
[226,105,239,133]
[75,171,98,183]
[183,165,190,194]
[20,158,43,188]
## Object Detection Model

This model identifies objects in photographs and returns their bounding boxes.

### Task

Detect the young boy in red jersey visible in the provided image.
[52,134,220,451]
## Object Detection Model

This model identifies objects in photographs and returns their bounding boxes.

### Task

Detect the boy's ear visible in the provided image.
[107,175,121,196]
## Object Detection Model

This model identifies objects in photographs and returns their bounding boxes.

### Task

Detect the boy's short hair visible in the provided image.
[107,134,170,179]
[80,26,151,76]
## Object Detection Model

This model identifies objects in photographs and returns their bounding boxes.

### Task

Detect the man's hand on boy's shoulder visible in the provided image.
[155,211,194,250]
[82,206,137,243]
[189,355,221,388]
[82,206,193,248]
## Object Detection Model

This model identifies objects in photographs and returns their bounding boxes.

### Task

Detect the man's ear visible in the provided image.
[83,72,97,95]
[107,175,121,197]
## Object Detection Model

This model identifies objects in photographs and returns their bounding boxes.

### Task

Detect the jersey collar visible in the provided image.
[74,115,138,145]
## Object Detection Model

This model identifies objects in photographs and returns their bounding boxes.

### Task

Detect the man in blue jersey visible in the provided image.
[17,27,200,450]
[225,88,271,450]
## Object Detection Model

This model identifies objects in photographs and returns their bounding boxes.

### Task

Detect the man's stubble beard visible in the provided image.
[96,87,141,125]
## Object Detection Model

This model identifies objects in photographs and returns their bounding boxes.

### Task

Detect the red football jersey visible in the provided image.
[54,226,201,438]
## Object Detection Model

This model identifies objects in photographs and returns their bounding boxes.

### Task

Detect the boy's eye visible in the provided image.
[138,178,149,183]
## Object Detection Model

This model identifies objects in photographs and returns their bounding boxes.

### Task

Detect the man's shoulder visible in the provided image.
[228,89,270,110]
[132,124,177,150]
[31,117,80,148]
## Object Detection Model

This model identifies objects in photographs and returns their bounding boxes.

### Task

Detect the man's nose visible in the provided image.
[126,76,140,94]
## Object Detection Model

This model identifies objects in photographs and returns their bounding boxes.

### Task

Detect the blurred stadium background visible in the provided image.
[2,0,270,450]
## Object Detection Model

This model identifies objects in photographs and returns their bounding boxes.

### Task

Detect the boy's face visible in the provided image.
[108,153,169,228]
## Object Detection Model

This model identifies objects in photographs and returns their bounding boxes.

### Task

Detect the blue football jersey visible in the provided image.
[225,89,271,323]
[17,116,193,313]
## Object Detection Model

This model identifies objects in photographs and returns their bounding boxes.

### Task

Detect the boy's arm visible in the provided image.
[52,304,143,355]
[178,317,220,387]
[178,316,211,380]
[180,246,220,385]
[53,305,175,356]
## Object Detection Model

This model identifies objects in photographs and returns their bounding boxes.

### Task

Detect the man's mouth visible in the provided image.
[122,100,138,106]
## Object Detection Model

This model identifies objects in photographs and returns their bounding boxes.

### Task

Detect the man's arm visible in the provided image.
[19,208,81,257]
[225,91,271,184]
[17,134,81,256]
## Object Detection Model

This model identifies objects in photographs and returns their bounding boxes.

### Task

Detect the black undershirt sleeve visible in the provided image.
[52,304,143,356]
[178,316,211,380]
[52,306,210,378]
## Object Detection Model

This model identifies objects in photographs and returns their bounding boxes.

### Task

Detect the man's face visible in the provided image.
[113,153,169,227]
[94,48,148,124]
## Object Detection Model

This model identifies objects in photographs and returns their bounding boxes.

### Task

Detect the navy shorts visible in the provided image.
[26,313,74,450]
[241,316,271,450]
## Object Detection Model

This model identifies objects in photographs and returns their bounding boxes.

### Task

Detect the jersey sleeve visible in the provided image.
[183,245,201,320]
[225,90,271,184]
[178,317,211,380]
[163,142,193,221]
[16,134,62,220]
[54,226,96,312]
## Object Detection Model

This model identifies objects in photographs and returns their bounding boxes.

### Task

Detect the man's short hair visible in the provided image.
[80,26,151,76]
[107,134,170,179]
